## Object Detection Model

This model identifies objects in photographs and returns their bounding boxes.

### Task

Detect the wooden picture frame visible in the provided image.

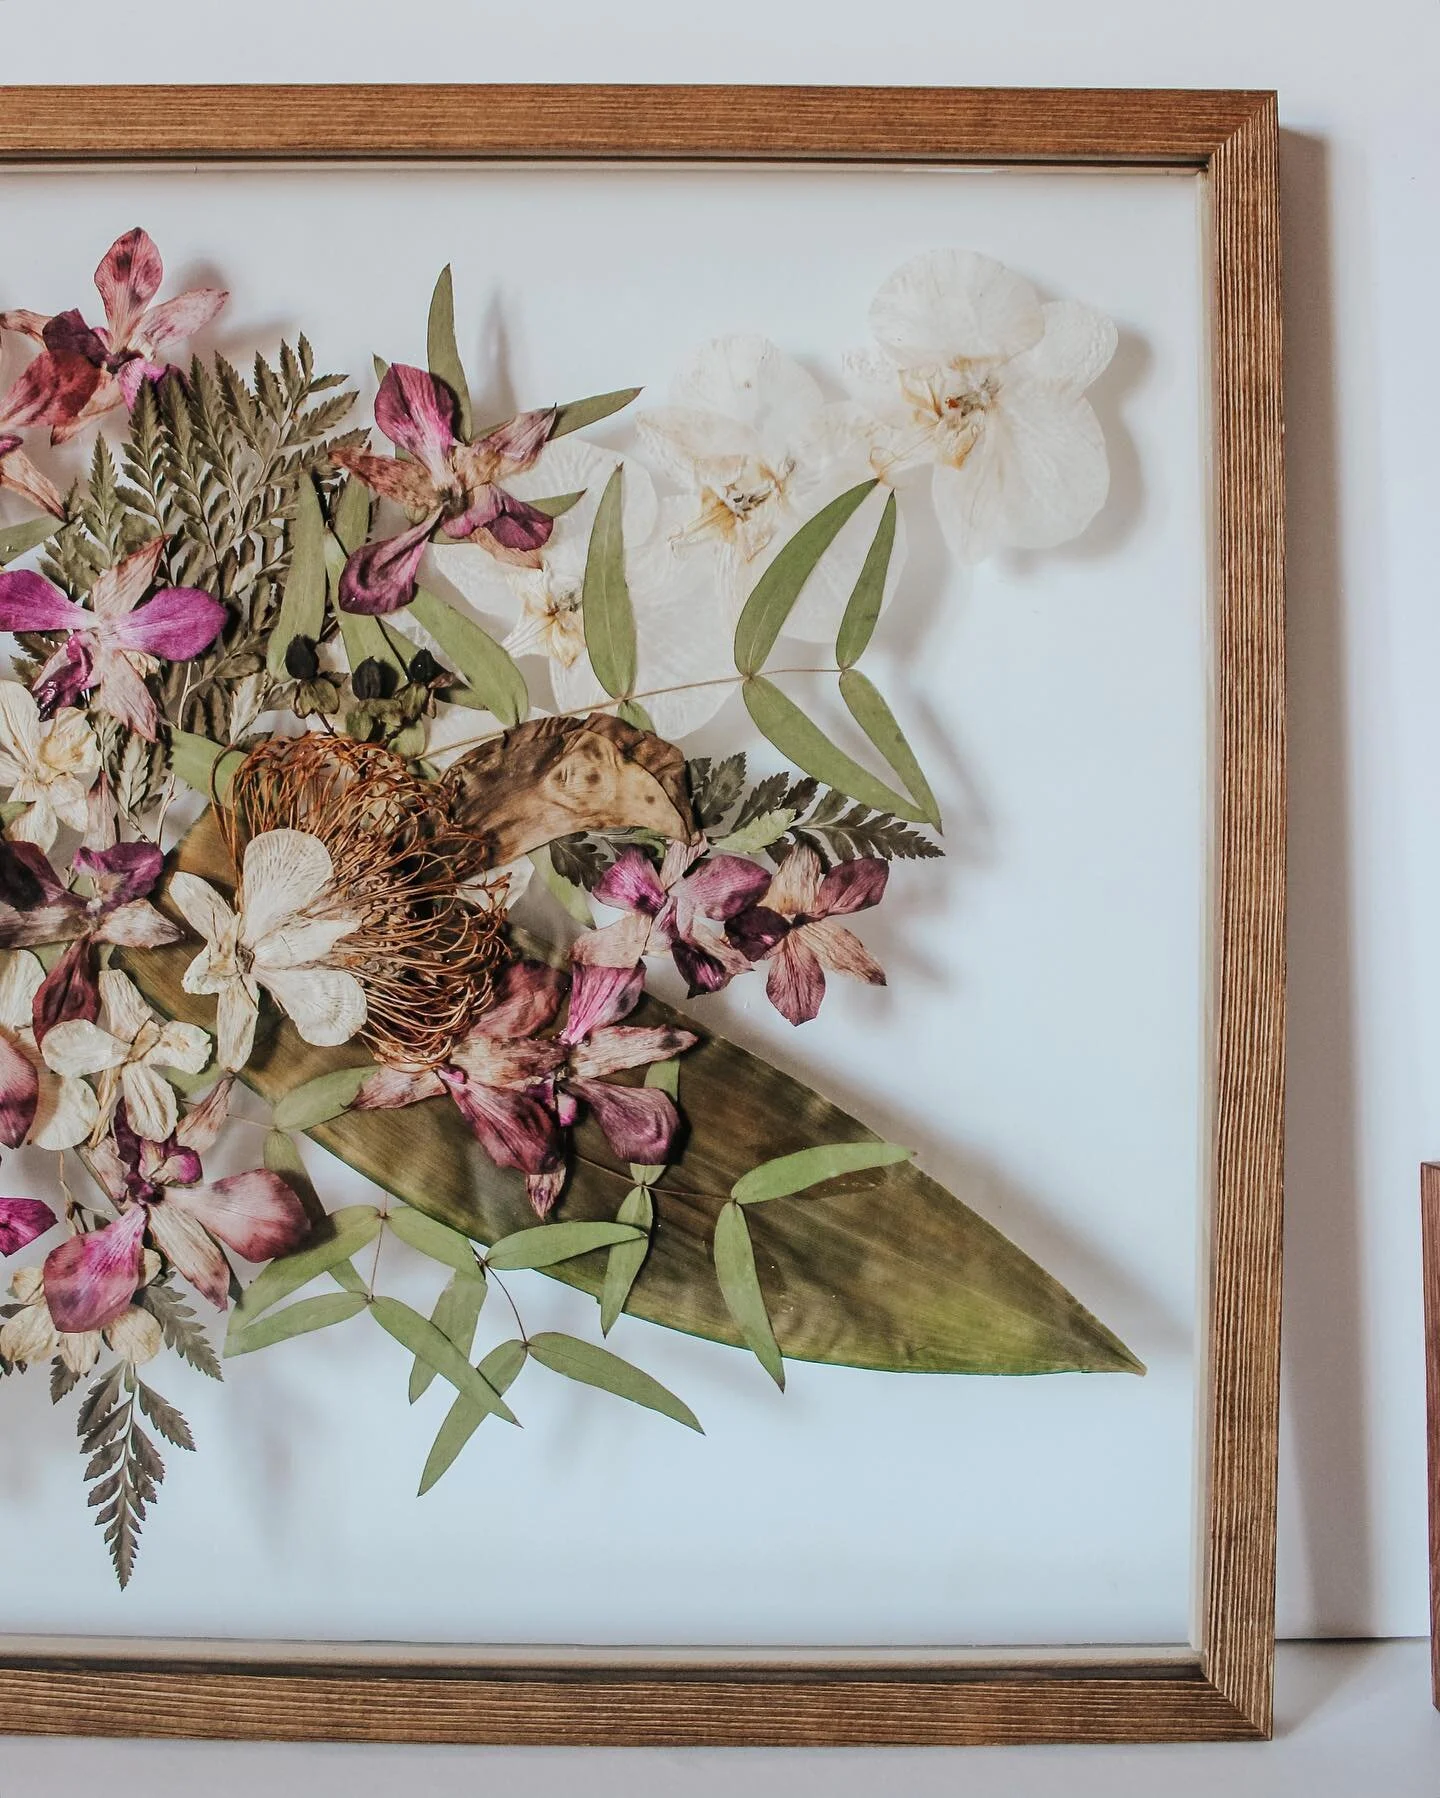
[0,83,1285,1748]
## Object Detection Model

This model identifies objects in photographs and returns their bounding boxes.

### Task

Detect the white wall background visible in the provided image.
[0,0,1436,1784]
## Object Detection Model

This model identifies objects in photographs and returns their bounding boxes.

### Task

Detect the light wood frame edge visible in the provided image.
[0,83,1285,1747]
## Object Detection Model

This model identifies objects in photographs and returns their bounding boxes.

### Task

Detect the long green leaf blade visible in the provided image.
[552,387,642,438]
[419,1340,527,1495]
[266,473,327,678]
[838,668,942,830]
[167,730,243,803]
[228,1207,381,1329]
[388,1206,483,1277]
[369,1296,517,1424]
[581,466,635,699]
[407,589,528,727]
[835,490,897,668]
[273,1065,371,1131]
[0,516,60,566]
[225,1292,368,1357]
[741,676,925,821]
[486,1220,643,1271]
[713,1201,784,1389]
[733,481,876,675]
[732,1141,914,1205]
[528,1331,701,1432]
[599,1185,653,1336]
[331,476,372,554]
[409,1271,486,1404]
[426,264,472,440]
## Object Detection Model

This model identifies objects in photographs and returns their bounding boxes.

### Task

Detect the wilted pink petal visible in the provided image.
[0,350,102,431]
[525,1166,566,1218]
[94,900,182,949]
[815,857,889,917]
[568,1023,696,1081]
[74,841,164,906]
[142,1198,229,1309]
[166,1170,310,1264]
[474,407,557,471]
[678,855,773,920]
[110,586,227,660]
[438,1068,562,1175]
[148,1142,204,1189]
[448,1034,564,1090]
[95,229,164,345]
[592,848,667,917]
[469,491,554,555]
[33,938,99,1045]
[43,1203,146,1332]
[802,917,887,987]
[0,568,88,634]
[570,1078,682,1166]
[33,637,94,716]
[562,959,644,1044]
[89,538,165,619]
[339,516,436,615]
[0,1197,57,1255]
[765,844,824,918]
[173,1076,234,1155]
[0,1032,39,1148]
[117,358,169,408]
[474,959,566,1041]
[138,287,227,354]
[0,440,66,516]
[42,309,107,365]
[725,904,790,964]
[354,1065,446,1110]
[0,310,49,343]
[553,1082,580,1129]
[374,365,458,476]
[329,447,439,512]
[48,372,124,445]
[764,932,827,1026]
[0,840,80,927]
[438,482,503,541]
[93,651,159,738]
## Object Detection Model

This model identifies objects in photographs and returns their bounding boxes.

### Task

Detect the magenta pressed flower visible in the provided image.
[0,538,226,738]
[332,364,559,614]
[0,1196,56,1256]
[727,846,889,1026]
[0,839,182,956]
[0,228,227,442]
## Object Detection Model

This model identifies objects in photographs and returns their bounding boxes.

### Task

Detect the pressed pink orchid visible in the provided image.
[574,842,772,999]
[0,1196,56,1256]
[41,1087,310,1332]
[0,840,183,956]
[0,228,227,442]
[333,364,559,614]
[355,958,694,1216]
[726,846,889,1026]
[0,538,226,738]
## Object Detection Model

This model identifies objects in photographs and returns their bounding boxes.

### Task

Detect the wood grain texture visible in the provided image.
[1423,1165,1440,1709]
[0,84,1286,1748]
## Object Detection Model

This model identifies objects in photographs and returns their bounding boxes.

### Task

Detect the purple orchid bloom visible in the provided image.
[727,846,889,1026]
[573,841,772,999]
[0,1197,56,1255]
[354,958,695,1216]
[0,228,227,443]
[0,537,226,738]
[332,364,559,614]
[42,1086,309,1331]
[0,839,182,955]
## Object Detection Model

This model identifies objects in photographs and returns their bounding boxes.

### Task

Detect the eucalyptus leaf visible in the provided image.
[369,1296,517,1424]
[838,668,942,830]
[409,1270,486,1404]
[331,477,372,554]
[552,387,642,438]
[485,1220,643,1271]
[388,1206,483,1277]
[600,1185,653,1336]
[713,1200,784,1389]
[733,481,876,675]
[732,1141,913,1205]
[266,473,328,679]
[582,467,635,700]
[418,1339,527,1495]
[0,516,60,566]
[407,588,528,727]
[528,1331,701,1432]
[272,1065,371,1131]
[228,1206,381,1330]
[835,490,898,669]
[529,490,584,519]
[528,844,595,927]
[225,1292,368,1357]
[741,676,925,822]
[166,730,243,803]
[426,264,472,440]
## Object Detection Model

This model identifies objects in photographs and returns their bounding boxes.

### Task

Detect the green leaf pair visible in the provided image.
[600,1059,680,1335]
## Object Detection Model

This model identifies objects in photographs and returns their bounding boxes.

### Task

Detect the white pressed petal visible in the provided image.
[104,1303,163,1365]
[250,913,359,975]
[146,1021,211,1075]
[41,1019,129,1078]
[31,1069,99,1150]
[0,950,43,1033]
[98,969,152,1045]
[168,871,237,948]
[868,248,1045,368]
[180,942,227,999]
[0,680,41,771]
[1008,300,1118,399]
[40,707,101,782]
[239,829,337,948]
[120,1060,179,1144]
[506,437,659,547]
[258,963,366,1048]
[47,774,94,834]
[669,336,824,437]
[633,406,761,485]
[0,1301,58,1366]
[6,795,57,849]
[216,980,260,1072]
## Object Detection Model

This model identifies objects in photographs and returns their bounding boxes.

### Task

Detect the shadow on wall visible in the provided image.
[1276,129,1373,1638]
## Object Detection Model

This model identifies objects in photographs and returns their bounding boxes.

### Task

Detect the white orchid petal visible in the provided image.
[216,981,260,1072]
[98,969,151,1044]
[634,406,761,482]
[41,708,101,781]
[669,335,825,435]
[251,913,359,973]
[258,964,366,1048]
[1008,300,1118,397]
[31,1070,99,1150]
[40,1019,128,1078]
[147,1021,210,1076]
[168,871,236,948]
[0,951,43,1033]
[0,681,42,768]
[239,829,337,947]
[869,248,1044,367]
[6,798,56,848]
[120,1061,178,1144]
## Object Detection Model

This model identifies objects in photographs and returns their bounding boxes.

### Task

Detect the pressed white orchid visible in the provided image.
[169,829,366,1072]
[0,949,98,1148]
[846,248,1117,563]
[634,335,894,640]
[42,968,210,1145]
[0,680,99,850]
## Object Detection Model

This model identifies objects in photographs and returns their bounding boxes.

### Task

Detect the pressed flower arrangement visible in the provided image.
[0,228,1138,1589]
